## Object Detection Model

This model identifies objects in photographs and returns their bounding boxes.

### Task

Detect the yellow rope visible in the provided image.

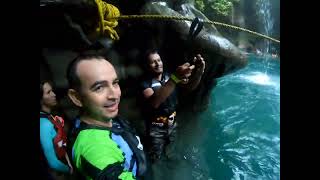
[108,14,280,43]
[95,0,120,40]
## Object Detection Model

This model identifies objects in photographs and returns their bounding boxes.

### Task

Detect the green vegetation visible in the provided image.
[195,0,240,17]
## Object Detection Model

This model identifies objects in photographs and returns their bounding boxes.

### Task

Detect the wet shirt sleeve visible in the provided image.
[141,80,151,91]
[74,130,136,180]
[40,117,69,173]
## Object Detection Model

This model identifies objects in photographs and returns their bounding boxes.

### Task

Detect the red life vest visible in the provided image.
[40,113,68,161]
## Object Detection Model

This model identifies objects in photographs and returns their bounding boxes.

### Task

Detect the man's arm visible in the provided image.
[179,54,205,91]
[143,79,177,109]
[142,63,194,109]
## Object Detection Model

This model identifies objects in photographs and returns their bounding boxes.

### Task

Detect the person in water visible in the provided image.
[140,49,205,162]
[66,52,147,180]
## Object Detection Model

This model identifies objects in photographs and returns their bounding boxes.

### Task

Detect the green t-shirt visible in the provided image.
[73,128,136,180]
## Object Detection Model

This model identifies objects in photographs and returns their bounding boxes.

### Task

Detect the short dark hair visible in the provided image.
[66,51,105,91]
[142,48,160,71]
[144,48,159,62]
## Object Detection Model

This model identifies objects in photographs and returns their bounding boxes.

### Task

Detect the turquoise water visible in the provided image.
[172,54,280,180]
[150,54,280,180]
[200,54,280,180]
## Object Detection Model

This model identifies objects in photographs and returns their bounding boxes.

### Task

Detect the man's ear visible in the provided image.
[68,89,83,107]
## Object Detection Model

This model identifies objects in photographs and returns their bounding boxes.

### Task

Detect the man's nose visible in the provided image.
[107,86,118,99]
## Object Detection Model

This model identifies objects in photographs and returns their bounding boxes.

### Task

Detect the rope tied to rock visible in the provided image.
[95,0,120,40]
[107,14,280,43]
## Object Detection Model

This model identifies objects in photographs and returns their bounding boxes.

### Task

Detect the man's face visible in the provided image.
[41,82,57,108]
[77,59,121,121]
[147,53,163,75]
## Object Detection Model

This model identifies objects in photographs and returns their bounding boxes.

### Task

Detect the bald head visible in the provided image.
[67,54,109,91]
[67,54,121,120]
[76,59,117,92]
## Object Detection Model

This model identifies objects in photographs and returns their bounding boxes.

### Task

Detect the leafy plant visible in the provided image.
[195,0,240,17]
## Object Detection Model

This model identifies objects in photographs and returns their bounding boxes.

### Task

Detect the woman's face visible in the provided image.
[41,82,57,108]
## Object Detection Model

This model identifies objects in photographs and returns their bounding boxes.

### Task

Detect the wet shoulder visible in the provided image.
[40,117,53,128]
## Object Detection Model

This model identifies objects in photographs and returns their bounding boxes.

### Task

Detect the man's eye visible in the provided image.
[113,81,119,86]
[94,86,103,92]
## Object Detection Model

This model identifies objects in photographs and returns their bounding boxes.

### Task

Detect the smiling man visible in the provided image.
[66,53,147,180]
[140,49,205,162]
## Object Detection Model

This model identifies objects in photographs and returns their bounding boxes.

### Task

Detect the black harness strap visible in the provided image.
[185,17,204,64]
[188,17,204,40]
[81,154,124,180]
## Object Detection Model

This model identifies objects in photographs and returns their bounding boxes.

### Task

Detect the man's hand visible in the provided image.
[65,153,74,174]
[193,54,205,73]
[174,62,195,84]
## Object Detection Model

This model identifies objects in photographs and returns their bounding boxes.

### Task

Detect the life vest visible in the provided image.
[112,116,147,177]
[74,116,147,178]
[141,73,178,127]
[40,113,68,161]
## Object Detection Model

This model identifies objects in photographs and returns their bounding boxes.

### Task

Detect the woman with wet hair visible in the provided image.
[40,80,73,179]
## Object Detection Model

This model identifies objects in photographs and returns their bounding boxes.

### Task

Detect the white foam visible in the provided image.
[238,71,279,88]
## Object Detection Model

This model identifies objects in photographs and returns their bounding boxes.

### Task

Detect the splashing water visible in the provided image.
[166,55,280,180]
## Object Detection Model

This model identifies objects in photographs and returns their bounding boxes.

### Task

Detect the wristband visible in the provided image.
[170,74,182,84]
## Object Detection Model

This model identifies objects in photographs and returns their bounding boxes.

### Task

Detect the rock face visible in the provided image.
[40,0,248,133]
[138,1,247,112]
[141,1,247,75]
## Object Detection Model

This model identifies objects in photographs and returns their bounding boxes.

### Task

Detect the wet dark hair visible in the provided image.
[142,48,160,71]
[66,51,105,91]
[40,80,54,110]
[40,82,44,98]
[144,48,159,62]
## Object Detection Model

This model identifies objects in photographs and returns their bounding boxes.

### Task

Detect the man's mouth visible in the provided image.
[104,102,119,111]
